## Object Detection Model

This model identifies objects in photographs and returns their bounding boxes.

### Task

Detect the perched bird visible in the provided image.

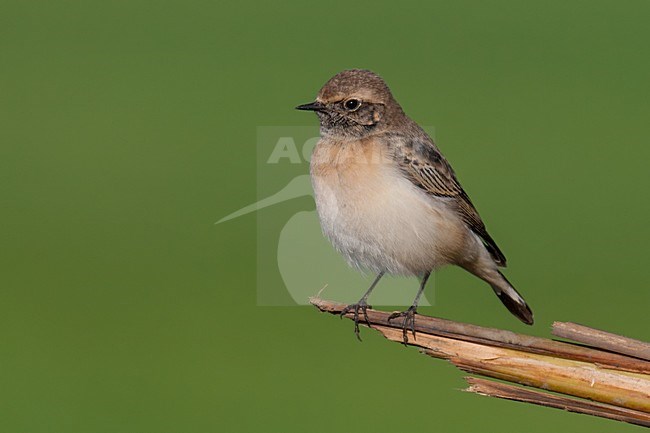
[296,69,533,341]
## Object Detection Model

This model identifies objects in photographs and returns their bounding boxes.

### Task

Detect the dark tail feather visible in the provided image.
[481,233,507,268]
[490,271,534,325]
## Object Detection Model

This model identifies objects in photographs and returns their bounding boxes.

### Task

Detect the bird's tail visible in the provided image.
[489,271,534,325]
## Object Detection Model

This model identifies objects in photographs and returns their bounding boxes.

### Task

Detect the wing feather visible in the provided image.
[392,134,507,267]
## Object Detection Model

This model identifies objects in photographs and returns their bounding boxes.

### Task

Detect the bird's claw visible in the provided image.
[340,301,372,341]
[388,306,418,344]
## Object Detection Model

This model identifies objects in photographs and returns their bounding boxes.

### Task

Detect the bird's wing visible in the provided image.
[393,134,507,267]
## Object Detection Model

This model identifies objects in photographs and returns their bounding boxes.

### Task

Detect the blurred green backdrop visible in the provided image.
[1,1,649,432]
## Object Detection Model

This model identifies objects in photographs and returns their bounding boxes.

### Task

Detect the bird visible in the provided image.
[296,69,533,342]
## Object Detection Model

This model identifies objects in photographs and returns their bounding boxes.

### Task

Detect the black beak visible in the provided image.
[295,101,325,112]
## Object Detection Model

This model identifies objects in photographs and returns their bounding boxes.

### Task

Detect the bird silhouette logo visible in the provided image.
[217,127,434,307]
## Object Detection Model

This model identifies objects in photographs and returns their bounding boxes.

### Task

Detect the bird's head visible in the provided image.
[296,69,403,139]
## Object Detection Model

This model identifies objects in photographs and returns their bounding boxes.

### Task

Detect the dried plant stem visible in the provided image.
[552,321,650,362]
[310,297,650,428]
[465,377,650,428]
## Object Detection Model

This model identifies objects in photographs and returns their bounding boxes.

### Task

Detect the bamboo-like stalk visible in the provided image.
[552,321,650,362]
[310,297,650,428]
[465,377,650,428]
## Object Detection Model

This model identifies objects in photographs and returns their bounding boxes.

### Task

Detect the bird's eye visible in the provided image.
[343,98,361,111]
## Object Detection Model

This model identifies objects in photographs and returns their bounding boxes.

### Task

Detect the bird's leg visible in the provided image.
[388,271,431,344]
[340,271,385,341]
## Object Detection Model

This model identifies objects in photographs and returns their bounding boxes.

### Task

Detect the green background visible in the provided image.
[2,1,649,432]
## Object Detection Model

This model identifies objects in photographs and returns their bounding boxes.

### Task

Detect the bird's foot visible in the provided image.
[388,306,418,344]
[340,301,372,341]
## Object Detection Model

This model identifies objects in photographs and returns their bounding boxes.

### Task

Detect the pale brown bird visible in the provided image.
[296,69,533,341]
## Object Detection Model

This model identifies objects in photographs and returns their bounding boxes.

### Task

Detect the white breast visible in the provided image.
[310,139,472,276]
